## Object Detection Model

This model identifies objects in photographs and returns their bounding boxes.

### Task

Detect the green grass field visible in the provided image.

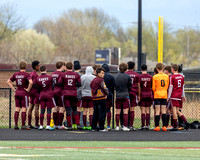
[0,141,200,160]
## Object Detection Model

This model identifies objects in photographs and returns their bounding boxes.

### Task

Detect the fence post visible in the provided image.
[9,88,12,129]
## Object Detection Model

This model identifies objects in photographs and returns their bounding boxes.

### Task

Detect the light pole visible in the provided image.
[138,0,142,71]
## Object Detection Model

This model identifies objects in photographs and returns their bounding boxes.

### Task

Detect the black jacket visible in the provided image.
[102,64,115,101]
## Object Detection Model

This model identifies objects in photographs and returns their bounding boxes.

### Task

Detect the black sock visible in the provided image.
[155,115,160,127]
[162,114,167,127]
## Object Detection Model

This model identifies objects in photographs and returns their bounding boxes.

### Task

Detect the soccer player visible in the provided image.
[115,63,132,131]
[51,61,65,129]
[139,64,152,130]
[164,65,173,129]
[58,62,81,130]
[73,60,82,129]
[102,64,115,130]
[168,64,190,130]
[36,66,55,130]
[7,61,33,130]
[152,63,169,132]
[126,61,140,130]
[27,60,40,129]
[90,67,108,131]
[81,66,95,130]
[92,64,101,76]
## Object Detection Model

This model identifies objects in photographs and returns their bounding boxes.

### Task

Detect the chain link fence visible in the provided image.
[0,70,199,128]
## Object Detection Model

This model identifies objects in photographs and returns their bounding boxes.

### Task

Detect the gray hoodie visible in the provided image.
[81,66,96,97]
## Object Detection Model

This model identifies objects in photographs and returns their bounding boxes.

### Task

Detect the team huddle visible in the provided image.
[7,60,190,132]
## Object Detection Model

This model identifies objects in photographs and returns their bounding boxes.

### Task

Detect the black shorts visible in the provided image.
[154,99,167,105]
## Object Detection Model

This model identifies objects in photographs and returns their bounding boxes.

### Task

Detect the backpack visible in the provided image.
[190,121,200,129]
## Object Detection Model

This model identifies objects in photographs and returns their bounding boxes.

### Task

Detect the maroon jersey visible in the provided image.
[10,71,31,96]
[169,73,184,100]
[139,74,152,99]
[58,71,81,97]
[90,76,108,101]
[36,73,54,100]
[51,71,63,96]
[29,71,39,96]
[126,71,140,96]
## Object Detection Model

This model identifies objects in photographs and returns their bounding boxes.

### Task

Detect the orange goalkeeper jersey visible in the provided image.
[152,73,169,99]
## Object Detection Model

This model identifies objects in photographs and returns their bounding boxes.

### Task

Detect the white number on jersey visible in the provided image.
[68,79,73,86]
[131,78,134,84]
[53,78,57,84]
[178,79,182,88]
[42,80,46,87]
[17,79,22,85]
[144,81,147,87]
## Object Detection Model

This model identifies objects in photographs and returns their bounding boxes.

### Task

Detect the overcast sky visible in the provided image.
[1,0,200,29]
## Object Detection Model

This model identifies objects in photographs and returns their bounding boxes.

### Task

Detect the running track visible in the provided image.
[0,129,200,141]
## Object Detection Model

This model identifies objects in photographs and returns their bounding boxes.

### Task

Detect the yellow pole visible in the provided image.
[158,16,163,63]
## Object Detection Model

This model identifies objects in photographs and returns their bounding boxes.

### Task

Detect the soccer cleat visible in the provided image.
[54,125,58,129]
[58,125,66,130]
[115,126,120,131]
[34,125,39,129]
[107,126,111,131]
[122,126,130,131]
[21,126,27,130]
[99,129,108,132]
[46,126,55,130]
[38,125,44,130]
[154,126,160,131]
[26,125,31,130]
[67,126,73,131]
[14,125,19,130]
[167,126,173,130]
[170,128,178,131]
[162,126,167,132]
[146,126,150,131]
[185,123,190,130]
[87,127,92,130]
[83,126,88,130]
[129,127,136,131]
[178,127,184,130]
[139,126,146,131]
[73,124,77,130]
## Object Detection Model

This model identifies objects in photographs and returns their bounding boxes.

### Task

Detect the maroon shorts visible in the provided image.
[82,97,93,108]
[106,99,113,108]
[116,98,130,109]
[63,96,78,108]
[40,98,56,109]
[15,95,29,108]
[139,98,152,107]
[129,94,138,107]
[54,95,63,107]
[171,99,182,108]
[30,95,39,105]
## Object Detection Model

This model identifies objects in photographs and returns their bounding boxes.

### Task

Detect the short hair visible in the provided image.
[156,63,163,71]
[40,65,46,72]
[56,61,64,69]
[32,60,40,69]
[172,64,179,71]
[96,67,105,75]
[127,61,135,70]
[164,65,171,73]
[141,64,147,71]
[154,67,158,74]
[92,64,101,71]
[19,61,27,70]
[66,62,73,70]
[119,63,128,73]
[178,65,182,73]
